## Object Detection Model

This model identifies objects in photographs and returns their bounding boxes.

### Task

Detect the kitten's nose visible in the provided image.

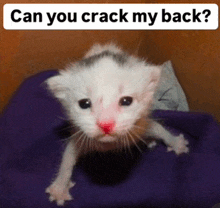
[97,121,115,134]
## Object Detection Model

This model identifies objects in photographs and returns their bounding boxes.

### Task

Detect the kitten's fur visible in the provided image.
[45,43,189,206]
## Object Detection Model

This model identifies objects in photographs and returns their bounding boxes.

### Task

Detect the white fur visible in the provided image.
[45,43,189,206]
[84,42,123,58]
[46,43,161,139]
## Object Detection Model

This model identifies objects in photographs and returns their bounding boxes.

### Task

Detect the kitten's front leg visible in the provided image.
[46,140,78,206]
[148,121,189,155]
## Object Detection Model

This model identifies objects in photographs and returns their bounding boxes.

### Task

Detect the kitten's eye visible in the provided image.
[119,96,133,106]
[78,99,92,109]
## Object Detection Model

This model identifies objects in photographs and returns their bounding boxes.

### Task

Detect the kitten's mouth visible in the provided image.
[98,135,116,143]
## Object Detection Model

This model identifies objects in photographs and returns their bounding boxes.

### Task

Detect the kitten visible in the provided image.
[45,43,189,206]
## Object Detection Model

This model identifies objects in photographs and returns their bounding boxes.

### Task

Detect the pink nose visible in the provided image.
[98,121,115,134]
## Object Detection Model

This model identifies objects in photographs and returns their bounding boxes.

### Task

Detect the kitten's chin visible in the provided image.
[98,135,116,143]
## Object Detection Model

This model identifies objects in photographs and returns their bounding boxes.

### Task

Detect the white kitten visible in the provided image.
[45,43,189,206]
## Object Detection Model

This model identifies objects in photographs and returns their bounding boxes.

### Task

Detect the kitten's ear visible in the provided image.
[147,65,162,92]
[46,75,69,100]
[141,65,162,106]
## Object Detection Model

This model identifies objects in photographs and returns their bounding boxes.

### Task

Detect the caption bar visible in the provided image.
[4,4,219,30]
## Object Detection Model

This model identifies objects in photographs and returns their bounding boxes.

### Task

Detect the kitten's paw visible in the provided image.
[167,134,189,155]
[45,181,75,206]
[147,141,157,149]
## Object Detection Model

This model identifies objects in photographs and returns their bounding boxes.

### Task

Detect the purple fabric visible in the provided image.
[1,70,220,208]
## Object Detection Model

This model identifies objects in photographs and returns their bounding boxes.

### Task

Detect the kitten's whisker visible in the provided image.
[125,133,132,156]
[120,135,124,151]
[127,130,142,153]
[94,138,100,151]
[56,116,68,121]
[118,135,122,151]
[88,135,91,151]
[85,135,91,152]
[59,122,79,131]
[85,135,90,152]
[74,132,86,147]
[89,136,95,152]
[58,130,83,143]
[78,133,88,153]
[59,137,71,142]
[150,117,164,122]
[132,124,147,131]
[121,134,127,151]
[60,126,73,131]
[117,121,147,132]
[116,135,120,150]
[130,129,148,146]
[69,129,84,139]
[80,136,88,153]
[134,38,142,56]
[123,134,129,154]
[92,138,97,152]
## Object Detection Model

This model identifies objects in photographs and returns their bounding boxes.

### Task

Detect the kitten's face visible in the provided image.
[72,84,146,143]
[47,54,161,144]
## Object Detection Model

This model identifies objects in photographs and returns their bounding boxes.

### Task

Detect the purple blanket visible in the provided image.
[1,70,220,208]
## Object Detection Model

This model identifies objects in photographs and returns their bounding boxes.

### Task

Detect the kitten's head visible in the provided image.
[46,44,161,144]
